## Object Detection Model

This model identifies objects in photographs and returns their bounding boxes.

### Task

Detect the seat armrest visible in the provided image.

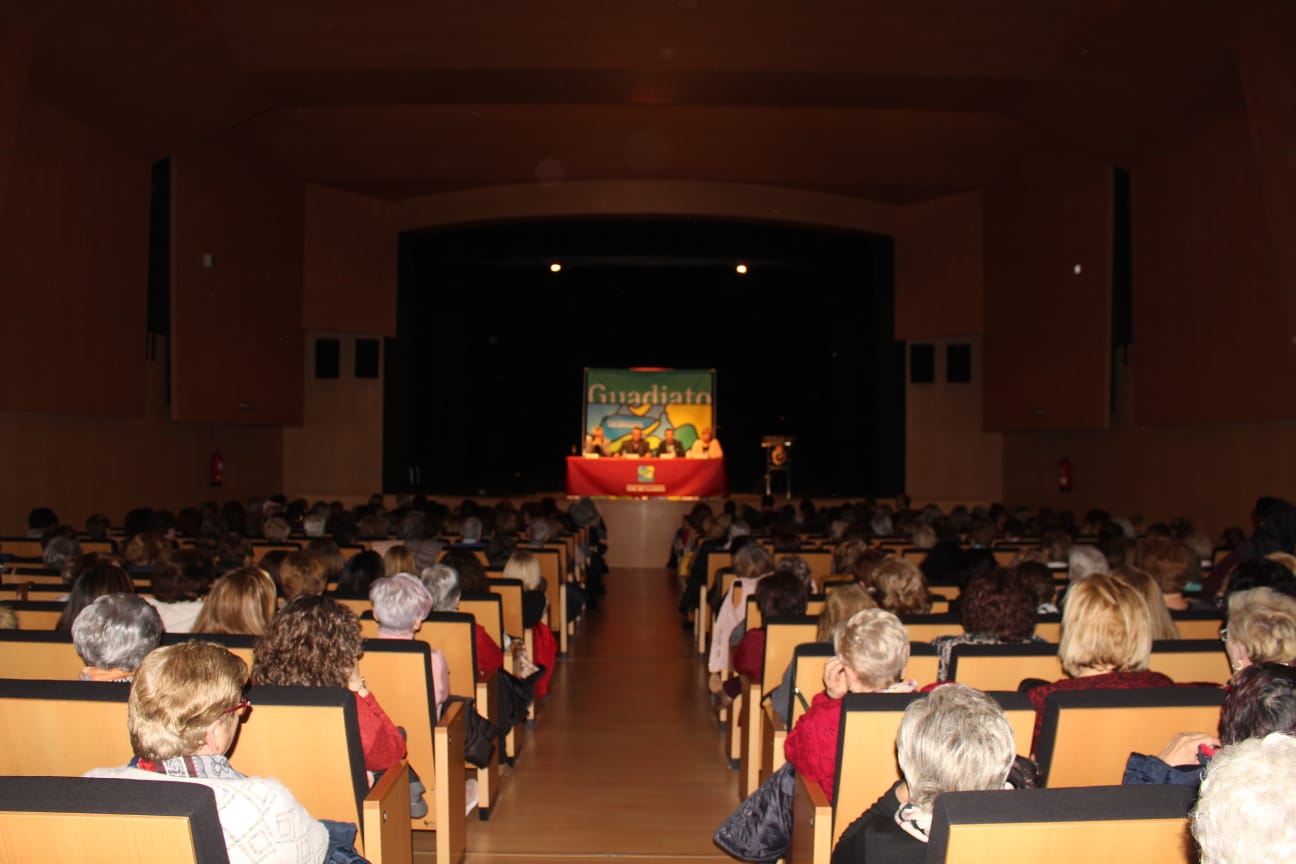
[790,773,832,864]
[363,760,412,864]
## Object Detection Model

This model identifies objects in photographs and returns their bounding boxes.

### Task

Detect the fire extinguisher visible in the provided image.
[210,450,224,487]
[1058,457,1073,494]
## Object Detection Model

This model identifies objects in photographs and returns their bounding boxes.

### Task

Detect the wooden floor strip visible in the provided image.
[414,567,737,861]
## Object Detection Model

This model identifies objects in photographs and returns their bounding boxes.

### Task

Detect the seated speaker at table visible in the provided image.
[655,427,685,458]
[619,426,652,457]
[583,426,610,457]
[687,427,724,459]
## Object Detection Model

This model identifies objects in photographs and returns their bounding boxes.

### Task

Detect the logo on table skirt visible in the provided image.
[637,465,656,483]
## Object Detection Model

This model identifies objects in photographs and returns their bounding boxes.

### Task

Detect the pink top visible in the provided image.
[375,632,450,716]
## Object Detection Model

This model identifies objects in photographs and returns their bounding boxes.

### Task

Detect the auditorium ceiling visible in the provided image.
[5,0,1254,204]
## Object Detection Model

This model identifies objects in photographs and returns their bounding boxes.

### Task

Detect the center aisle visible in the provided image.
[417,567,739,862]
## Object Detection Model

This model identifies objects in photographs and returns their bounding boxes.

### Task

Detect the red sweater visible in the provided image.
[1026,669,1174,754]
[475,624,504,679]
[732,628,766,681]
[784,691,843,802]
[355,690,406,773]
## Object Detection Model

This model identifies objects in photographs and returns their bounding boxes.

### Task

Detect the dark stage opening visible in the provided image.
[386,218,904,499]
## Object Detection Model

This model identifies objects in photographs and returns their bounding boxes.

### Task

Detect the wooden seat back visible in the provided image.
[0,679,134,774]
[899,613,964,642]
[832,691,1035,845]
[1146,639,1231,684]
[333,595,371,619]
[8,600,66,629]
[460,593,504,653]
[0,775,231,864]
[745,596,827,633]
[928,784,1197,864]
[0,538,44,557]
[487,577,525,640]
[1036,687,1226,787]
[0,630,86,679]
[947,642,1062,691]
[761,617,819,693]
[1169,610,1224,640]
[788,643,833,726]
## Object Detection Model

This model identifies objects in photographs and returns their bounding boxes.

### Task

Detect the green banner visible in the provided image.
[584,368,715,453]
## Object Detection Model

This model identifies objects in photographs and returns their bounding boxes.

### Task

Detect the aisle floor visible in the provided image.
[414,567,739,863]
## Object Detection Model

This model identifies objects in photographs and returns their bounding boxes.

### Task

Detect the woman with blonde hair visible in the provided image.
[869,556,932,616]
[1112,565,1181,641]
[1224,586,1296,671]
[383,545,417,578]
[192,567,278,635]
[784,608,917,802]
[1025,572,1173,751]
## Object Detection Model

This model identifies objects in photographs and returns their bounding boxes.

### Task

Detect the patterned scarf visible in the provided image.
[128,754,245,780]
[895,800,933,843]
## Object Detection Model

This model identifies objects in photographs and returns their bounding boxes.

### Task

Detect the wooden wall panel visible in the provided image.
[171,127,304,425]
[281,331,383,499]
[0,95,148,416]
[983,145,1112,431]
[1131,110,1294,424]
[302,185,397,337]
[894,190,983,340]
[0,338,282,535]
[0,24,33,212]
[905,335,1003,503]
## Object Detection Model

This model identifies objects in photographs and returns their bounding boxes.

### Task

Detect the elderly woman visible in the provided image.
[1224,586,1296,671]
[932,568,1043,680]
[708,543,775,679]
[868,556,933,616]
[1193,733,1296,863]
[502,550,558,699]
[1025,572,1173,751]
[83,641,330,863]
[1125,661,1296,787]
[785,608,917,802]
[192,567,278,635]
[421,562,503,679]
[369,573,450,716]
[253,596,408,784]
[72,593,163,682]
[831,684,1017,863]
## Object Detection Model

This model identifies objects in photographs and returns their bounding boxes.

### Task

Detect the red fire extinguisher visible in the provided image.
[210,450,224,487]
[1058,457,1073,494]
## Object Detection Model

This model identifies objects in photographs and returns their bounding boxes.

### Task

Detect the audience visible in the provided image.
[368,573,450,717]
[1193,733,1296,863]
[72,593,163,682]
[55,557,134,630]
[192,567,278,635]
[932,568,1042,680]
[146,549,213,633]
[1224,586,1296,670]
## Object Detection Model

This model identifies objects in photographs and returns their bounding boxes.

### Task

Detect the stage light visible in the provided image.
[735,263,748,275]
[550,262,562,273]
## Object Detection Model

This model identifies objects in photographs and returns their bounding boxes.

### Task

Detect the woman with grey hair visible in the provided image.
[72,593,163,682]
[831,684,1017,864]
[419,563,502,678]
[370,573,449,716]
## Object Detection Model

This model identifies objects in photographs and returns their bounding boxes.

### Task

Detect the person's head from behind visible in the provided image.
[1111,565,1181,641]
[895,684,1016,816]
[57,558,134,630]
[420,564,462,612]
[123,532,170,569]
[755,571,809,621]
[504,550,543,591]
[732,543,775,581]
[253,595,360,688]
[959,568,1036,641]
[774,555,814,592]
[1220,662,1296,745]
[338,550,384,595]
[1067,544,1109,582]
[1225,586,1296,669]
[441,549,489,594]
[72,593,163,675]
[869,557,931,616]
[1058,571,1152,677]
[370,573,433,636]
[461,516,483,543]
[384,545,416,578]
[1193,733,1296,863]
[128,641,249,762]
[84,513,112,540]
[27,507,58,536]
[1226,558,1296,602]
[151,549,214,603]
[834,608,910,691]
[816,583,876,641]
[279,550,327,600]
[193,568,278,635]
[1136,536,1194,596]
[43,533,81,572]
[1015,561,1057,609]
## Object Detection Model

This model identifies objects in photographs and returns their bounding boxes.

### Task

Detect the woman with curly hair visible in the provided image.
[252,596,409,791]
[868,556,933,616]
[932,567,1044,680]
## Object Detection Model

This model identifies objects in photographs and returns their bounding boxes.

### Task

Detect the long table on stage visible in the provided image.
[565,456,728,498]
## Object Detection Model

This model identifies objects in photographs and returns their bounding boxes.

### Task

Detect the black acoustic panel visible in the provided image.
[946,343,972,383]
[314,338,340,379]
[909,343,935,384]
[355,338,380,379]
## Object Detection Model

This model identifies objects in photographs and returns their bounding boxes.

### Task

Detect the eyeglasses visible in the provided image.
[221,698,251,717]
[1219,627,1229,645]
